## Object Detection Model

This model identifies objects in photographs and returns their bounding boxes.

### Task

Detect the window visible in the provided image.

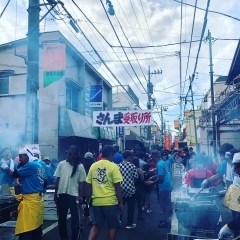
[0,77,9,95]
[66,85,79,112]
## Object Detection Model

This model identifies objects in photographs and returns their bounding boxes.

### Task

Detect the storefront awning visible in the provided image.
[59,108,97,139]
[125,130,142,142]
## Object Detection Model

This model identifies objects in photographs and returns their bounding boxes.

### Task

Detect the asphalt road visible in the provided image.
[42,192,233,240]
[42,192,170,240]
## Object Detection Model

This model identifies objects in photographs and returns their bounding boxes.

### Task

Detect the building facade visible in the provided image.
[0,31,114,159]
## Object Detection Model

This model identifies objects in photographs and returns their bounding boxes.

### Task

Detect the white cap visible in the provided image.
[233,152,240,164]
[32,149,41,155]
[84,152,93,159]
[19,148,37,162]
[225,152,232,159]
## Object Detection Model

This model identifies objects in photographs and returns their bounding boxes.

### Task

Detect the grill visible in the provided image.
[0,196,17,211]
[175,199,220,230]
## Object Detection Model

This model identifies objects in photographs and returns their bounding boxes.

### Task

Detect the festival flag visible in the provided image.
[43,43,66,87]
[174,120,180,130]
[164,135,171,151]
[184,110,194,119]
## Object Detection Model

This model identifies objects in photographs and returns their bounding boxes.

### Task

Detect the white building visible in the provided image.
[0,31,114,159]
[199,76,240,155]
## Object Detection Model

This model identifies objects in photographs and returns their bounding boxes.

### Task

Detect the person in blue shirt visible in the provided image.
[4,147,45,240]
[162,150,174,176]
[0,148,18,194]
[47,157,59,185]
[149,150,173,228]
[201,143,235,189]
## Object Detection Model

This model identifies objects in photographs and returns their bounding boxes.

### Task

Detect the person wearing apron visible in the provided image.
[3,148,45,240]
[185,155,214,188]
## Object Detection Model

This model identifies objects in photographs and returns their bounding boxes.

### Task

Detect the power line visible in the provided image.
[184,0,211,105]
[179,0,183,120]
[64,14,143,108]
[110,38,239,49]
[99,0,148,95]
[71,0,146,95]
[129,0,158,68]
[60,3,142,106]
[113,14,148,91]
[183,0,198,97]
[0,0,10,19]
[173,0,240,22]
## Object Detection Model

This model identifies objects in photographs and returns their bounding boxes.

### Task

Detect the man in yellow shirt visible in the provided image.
[86,145,123,240]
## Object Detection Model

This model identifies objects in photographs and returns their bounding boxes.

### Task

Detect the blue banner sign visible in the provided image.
[90,85,103,107]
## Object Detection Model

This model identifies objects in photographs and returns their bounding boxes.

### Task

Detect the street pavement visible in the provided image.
[42,192,233,240]
[42,193,170,240]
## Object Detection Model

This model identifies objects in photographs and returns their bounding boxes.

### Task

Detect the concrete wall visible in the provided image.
[185,110,201,152]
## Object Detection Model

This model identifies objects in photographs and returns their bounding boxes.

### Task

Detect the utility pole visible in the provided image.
[189,76,200,154]
[147,65,162,149]
[25,0,40,144]
[207,30,217,158]
[160,105,168,148]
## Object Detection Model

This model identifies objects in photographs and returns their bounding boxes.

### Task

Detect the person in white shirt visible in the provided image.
[54,146,86,240]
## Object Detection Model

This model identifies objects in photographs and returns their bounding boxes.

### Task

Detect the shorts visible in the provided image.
[159,190,172,209]
[92,205,120,228]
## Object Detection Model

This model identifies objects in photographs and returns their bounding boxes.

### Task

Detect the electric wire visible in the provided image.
[184,0,211,106]
[66,19,143,108]
[0,0,10,19]
[71,0,146,95]
[99,0,147,94]
[183,0,198,97]
[179,0,183,120]
[129,0,158,68]
[138,0,166,125]
[68,0,146,104]
[115,0,152,82]
[173,0,240,22]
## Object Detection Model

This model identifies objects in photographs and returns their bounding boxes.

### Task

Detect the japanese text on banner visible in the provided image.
[93,110,152,127]
[43,43,66,87]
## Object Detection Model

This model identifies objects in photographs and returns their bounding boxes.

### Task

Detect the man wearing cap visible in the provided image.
[3,148,45,240]
[218,151,240,239]
[201,143,235,189]
[43,156,51,166]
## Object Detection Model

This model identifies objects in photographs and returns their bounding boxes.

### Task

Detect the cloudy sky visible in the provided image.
[1,0,240,134]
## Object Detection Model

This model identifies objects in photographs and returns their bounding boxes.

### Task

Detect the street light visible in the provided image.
[106,0,115,16]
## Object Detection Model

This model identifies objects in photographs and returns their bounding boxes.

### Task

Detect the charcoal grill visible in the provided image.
[0,195,17,211]
[175,198,220,230]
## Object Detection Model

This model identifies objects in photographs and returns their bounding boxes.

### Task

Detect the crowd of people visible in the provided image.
[0,143,240,240]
